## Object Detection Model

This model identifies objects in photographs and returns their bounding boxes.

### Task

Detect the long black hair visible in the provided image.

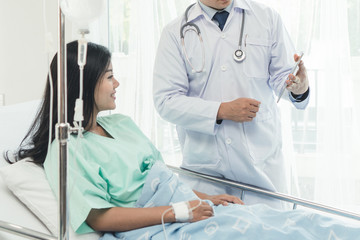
[5,41,111,165]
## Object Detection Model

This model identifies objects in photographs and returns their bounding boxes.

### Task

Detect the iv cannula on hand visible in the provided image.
[277,52,304,103]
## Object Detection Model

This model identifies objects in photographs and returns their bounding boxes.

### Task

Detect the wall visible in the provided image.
[0,0,73,106]
[352,57,360,99]
[352,56,360,138]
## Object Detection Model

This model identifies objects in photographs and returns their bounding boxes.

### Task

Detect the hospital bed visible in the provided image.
[1,100,360,240]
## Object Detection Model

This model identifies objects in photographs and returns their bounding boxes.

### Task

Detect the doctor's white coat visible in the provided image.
[153,0,309,207]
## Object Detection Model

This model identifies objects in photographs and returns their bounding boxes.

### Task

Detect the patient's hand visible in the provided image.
[193,190,244,206]
[189,200,214,222]
[207,194,244,206]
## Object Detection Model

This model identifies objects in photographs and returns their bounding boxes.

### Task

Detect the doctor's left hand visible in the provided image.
[286,53,309,95]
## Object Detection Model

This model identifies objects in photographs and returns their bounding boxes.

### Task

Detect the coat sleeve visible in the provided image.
[268,10,310,109]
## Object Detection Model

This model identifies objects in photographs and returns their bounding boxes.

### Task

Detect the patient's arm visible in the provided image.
[86,200,213,232]
[193,190,244,206]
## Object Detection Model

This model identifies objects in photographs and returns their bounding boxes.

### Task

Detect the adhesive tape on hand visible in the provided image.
[172,201,190,222]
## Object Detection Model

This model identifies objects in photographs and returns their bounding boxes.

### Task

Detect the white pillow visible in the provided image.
[0,159,101,240]
[0,100,40,156]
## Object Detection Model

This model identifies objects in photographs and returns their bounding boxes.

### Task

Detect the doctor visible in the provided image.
[153,0,309,208]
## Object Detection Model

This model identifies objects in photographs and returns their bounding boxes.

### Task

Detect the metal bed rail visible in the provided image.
[0,220,56,240]
[167,165,360,222]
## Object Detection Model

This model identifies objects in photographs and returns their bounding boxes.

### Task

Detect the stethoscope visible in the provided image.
[180,3,246,73]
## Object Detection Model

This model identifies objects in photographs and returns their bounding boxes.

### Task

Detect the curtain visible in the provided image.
[258,0,360,211]
[107,0,194,165]
[312,0,360,211]
[89,0,360,212]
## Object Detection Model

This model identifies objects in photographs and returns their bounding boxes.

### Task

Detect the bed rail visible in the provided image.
[0,220,56,240]
[167,165,360,222]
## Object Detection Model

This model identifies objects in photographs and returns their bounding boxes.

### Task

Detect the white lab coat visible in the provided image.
[153,0,309,208]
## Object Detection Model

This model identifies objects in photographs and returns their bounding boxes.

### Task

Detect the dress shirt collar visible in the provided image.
[187,0,250,22]
[198,0,234,19]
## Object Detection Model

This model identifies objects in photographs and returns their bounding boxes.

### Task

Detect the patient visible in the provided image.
[6,41,359,240]
[6,41,242,234]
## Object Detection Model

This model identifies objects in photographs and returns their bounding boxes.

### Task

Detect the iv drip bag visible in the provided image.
[60,0,105,29]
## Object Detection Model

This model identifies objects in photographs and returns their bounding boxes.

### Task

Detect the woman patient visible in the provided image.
[7,41,242,234]
[7,41,359,240]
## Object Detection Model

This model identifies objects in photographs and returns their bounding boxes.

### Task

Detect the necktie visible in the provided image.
[212,11,229,31]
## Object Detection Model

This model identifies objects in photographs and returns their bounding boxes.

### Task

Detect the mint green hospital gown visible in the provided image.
[44,114,163,234]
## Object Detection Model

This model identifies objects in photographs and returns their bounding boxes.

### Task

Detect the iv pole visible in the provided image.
[56,0,69,239]
[57,0,105,238]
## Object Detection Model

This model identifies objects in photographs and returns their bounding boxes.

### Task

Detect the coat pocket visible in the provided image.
[243,109,277,164]
[243,37,272,79]
[182,130,221,168]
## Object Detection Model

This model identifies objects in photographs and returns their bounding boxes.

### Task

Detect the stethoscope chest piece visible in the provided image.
[233,49,246,62]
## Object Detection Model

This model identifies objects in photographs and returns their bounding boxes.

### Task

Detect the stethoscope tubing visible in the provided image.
[181,28,206,73]
[180,3,246,73]
[180,3,199,38]
[237,10,245,50]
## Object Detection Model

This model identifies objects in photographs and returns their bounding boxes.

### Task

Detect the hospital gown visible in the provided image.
[44,114,163,234]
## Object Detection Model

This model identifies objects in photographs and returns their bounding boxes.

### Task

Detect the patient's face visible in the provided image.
[200,0,232,10]
[94,62,119,113]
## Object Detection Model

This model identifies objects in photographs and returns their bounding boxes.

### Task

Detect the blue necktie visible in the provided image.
[212,11,229,31]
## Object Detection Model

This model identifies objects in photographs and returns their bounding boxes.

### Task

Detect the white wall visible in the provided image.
[352,57,360,98]
[0,0,71,106]
[352,56,360,138]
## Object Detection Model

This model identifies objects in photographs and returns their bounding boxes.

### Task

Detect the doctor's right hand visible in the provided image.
[217,98,261,123]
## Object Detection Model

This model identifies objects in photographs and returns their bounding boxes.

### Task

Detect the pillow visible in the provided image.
[0,159,101,240]
[0,100,40,156]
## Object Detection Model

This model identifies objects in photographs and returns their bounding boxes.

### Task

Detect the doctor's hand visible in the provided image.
[217,98,261,122]
[286,53,309,95]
